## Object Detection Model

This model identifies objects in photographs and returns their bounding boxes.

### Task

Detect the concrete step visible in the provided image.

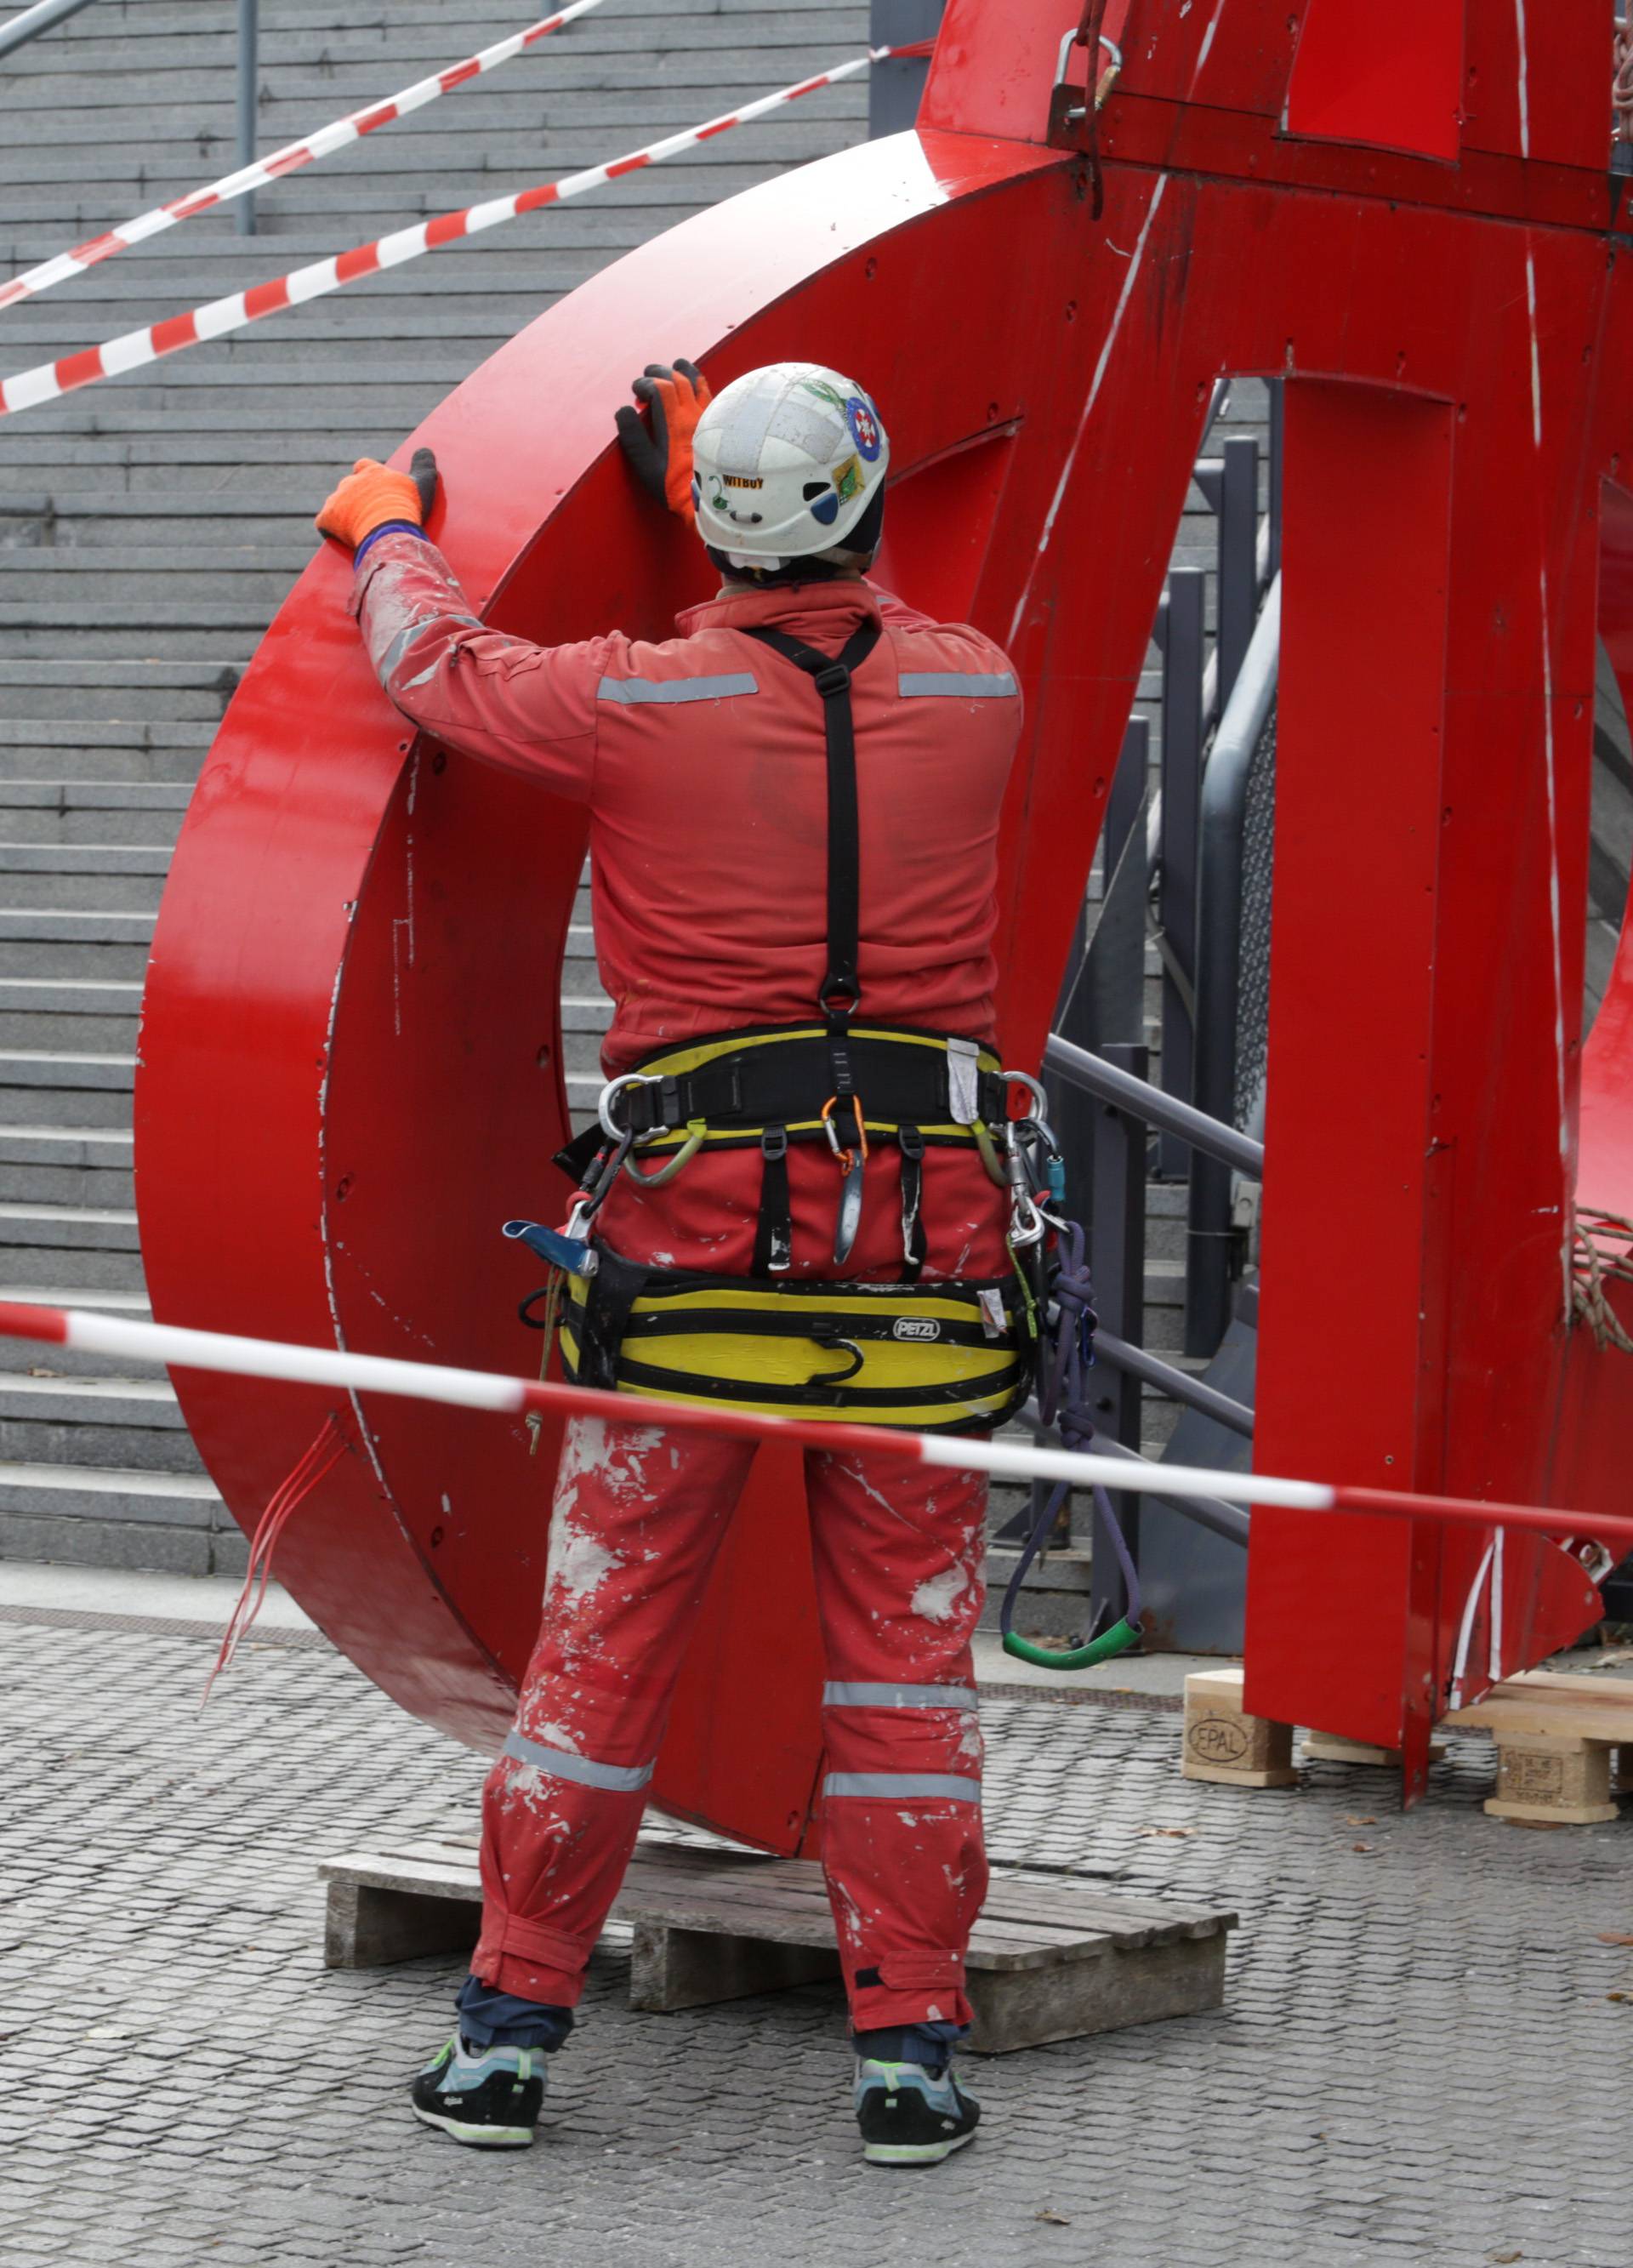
[9,41,871,120]
[0,1123,133,1208]
[0,115,858,174]
[0,1371,201,1476]
[0,552,304,607]
[0,910,155,981]
[0,720,213,784]
[7,16,854,90]
[0,784,189,848]
[0,847,168,912]
[0,979,144,1051]
[0,1200,144,1293]
[0,1458,242,1577]
[0,1283,165,1381]
[19,0,842,39]
[0,615,265,661]
[979,1546,1097,1639]
[0,1051,134,1127]
[0,662,239,721]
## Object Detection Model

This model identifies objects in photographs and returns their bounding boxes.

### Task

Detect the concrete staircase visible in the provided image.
[0,0,873,1574]
[0,0,1266,1585]
[7,11,1619,1603]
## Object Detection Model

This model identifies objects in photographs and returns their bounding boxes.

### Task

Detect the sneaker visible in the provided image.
[854,2056,981,2167]
[410,2036,545,2149]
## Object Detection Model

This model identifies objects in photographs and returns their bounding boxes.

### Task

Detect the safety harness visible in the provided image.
[519,615,1050,1433]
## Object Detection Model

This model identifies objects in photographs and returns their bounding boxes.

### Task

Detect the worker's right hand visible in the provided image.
[316,447,439,550]
[614,361,710,523]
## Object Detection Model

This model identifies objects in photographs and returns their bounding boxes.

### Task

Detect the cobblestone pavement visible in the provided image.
[2,1616,1629,2268]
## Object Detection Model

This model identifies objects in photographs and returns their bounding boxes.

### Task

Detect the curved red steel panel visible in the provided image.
[137,0,1633,1830]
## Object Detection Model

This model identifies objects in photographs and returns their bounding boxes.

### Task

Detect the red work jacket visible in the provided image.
[353,533,1023,1279]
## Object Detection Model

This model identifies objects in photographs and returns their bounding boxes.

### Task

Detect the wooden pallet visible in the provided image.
[319,1835,1238,2054]
[1445,1670,1633,1824]
[1183,1663,1631,1825]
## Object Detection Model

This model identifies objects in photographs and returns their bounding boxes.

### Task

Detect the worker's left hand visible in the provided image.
[316,447,439,550]
[614,361,710,522]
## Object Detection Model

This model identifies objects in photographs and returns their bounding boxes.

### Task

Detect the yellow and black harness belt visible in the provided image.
[558,1251,1031,1433]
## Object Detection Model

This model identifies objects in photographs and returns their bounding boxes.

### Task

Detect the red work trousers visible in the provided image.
[470,1415,989,2033]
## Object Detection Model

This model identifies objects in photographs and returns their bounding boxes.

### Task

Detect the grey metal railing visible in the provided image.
[4,0,262,225]
[236,0,259,236]
[1093,1327,1254,1438]
[1044,1032,1265,1181]
[1021,1404,1249,1549]
[0,0,101,63]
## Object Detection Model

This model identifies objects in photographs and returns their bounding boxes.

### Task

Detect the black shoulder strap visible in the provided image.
[742,618,883,1025]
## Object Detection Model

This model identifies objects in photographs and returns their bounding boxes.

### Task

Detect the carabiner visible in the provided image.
[1010,1190,1049,1248]
[1002,1069,1060,1159]
[1003,1118,1049,1248]
[571,1125,634,1233]
[623,1119,706,1188]
[598,1072,668,1145]
[822,1093,869,1172]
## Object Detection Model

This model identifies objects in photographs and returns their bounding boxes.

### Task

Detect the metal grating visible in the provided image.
[1233,700,1277,1127]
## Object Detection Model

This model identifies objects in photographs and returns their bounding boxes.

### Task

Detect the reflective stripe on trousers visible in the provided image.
[822,1681,978,1710]
[501,1729,655,1792]
[822,1771,982,1803]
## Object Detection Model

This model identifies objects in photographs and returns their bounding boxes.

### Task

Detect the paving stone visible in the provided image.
[0,1619,1627,2268]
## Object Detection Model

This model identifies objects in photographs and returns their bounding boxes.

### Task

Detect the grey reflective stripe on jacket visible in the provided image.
[822,1771,982,1803]
[502,1729,653,1792]
[597,672,760,704]
[896,670,1018,699]
[822,1682,979,1711]
[378,612,483,687]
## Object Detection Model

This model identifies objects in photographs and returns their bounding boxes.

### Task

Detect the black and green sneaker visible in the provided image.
[854,2057,981,2167]
[411,2036,546,2149]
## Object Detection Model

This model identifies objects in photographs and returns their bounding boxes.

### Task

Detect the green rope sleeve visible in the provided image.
[1001,1617,1142,1673]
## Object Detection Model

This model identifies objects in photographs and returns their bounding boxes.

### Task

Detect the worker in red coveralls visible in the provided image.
[316,360,1023,2167]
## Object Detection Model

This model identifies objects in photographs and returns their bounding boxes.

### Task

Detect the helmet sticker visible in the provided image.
[799,376,849,411]
[832,453,864,502]
[846,396,882,461]
[808,491,841,525]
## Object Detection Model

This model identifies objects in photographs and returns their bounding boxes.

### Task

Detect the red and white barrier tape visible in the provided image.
[0,43,918,419]
[0,0,607,315]
[0,1296,1624,1543]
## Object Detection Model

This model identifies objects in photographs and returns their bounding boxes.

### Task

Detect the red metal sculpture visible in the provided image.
[136,0,1633,1825]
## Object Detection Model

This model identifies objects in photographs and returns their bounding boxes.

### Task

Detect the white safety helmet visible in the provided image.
[691,361,890,571]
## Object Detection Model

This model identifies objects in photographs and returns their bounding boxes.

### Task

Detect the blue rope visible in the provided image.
[1000,1216,1141,1649]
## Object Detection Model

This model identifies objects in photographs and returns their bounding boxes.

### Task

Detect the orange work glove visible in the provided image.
[613,360,711,523]
[315,449,438,550]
